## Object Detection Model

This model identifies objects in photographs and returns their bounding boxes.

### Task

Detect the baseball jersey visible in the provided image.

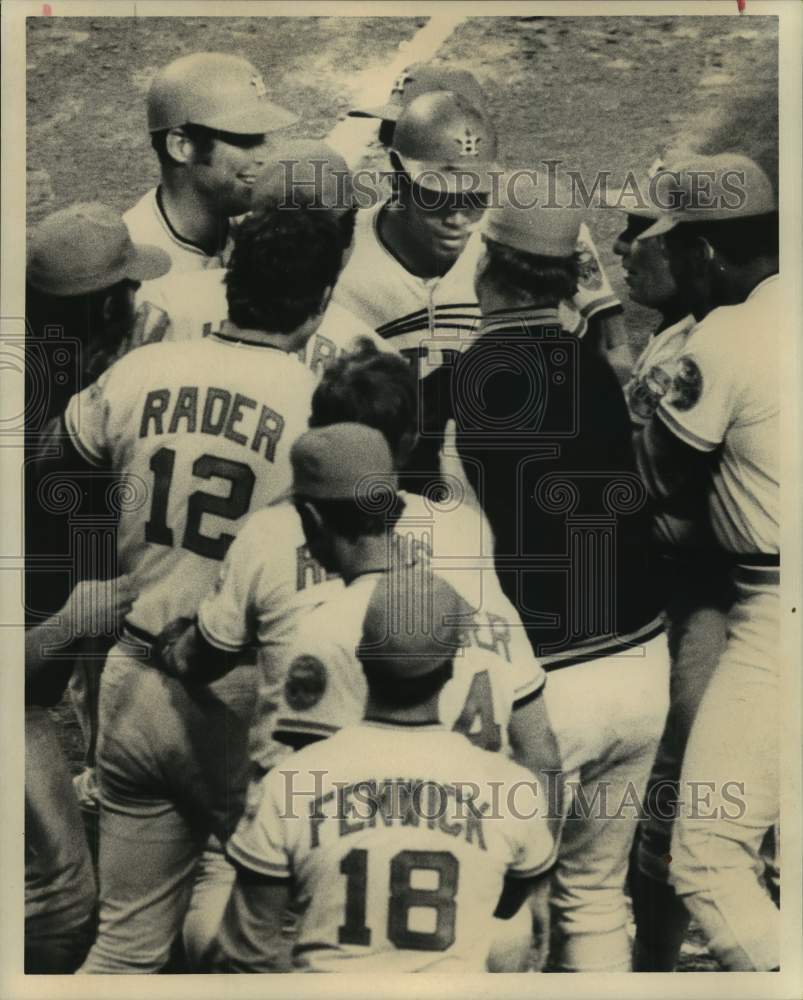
[332,202,621,376]
[199,492,543,765]
[135,267,396,376]
[625,314,696,428]
[63,333,315,639]
[227,721,555,972]
[123,186,233,279]
[657,275,780,556]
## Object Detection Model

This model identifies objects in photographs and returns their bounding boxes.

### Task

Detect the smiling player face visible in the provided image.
[191,133,269,217]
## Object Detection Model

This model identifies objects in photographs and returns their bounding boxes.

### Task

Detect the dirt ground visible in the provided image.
[26,11,778,975]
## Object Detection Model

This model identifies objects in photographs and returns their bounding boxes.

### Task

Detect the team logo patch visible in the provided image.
[668,355,703,411]
[627,364,673,420]
[250,74,267,99]
[457,127,481,157]
[284,655,327,711]
[575,240,603,291]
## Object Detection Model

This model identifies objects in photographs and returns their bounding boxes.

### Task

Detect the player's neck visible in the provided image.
[338,537,391,585]
[158,177,227,257]
[364,694,441,726]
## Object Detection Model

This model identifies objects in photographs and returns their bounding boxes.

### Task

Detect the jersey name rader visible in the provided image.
[138,385,285,462]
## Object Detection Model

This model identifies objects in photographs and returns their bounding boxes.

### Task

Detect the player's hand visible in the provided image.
[63,575,137,636]
[154,616,197,680]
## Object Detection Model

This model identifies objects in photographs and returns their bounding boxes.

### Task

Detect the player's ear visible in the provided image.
[164,128,194,167]
[693,236,716,268]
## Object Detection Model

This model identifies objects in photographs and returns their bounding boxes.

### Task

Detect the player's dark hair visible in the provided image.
[295,492,405,544]
[309,344,418,461]
[361,656,454,708]
[378,119,396,150]
[662,212,779,267]
[482,236,580,304]
[225,206,346,333]
[25,279,138,421]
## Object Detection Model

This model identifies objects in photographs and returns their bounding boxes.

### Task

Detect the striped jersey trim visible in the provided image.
[580,293,620,318]
[274,718,340,739]
[539,616,666,672]
[656,405,719,453]
[512,684,545,711]
[508,845,558,879]
[734,564,780,586]
[226,839,291,881]
[197,611,248,654]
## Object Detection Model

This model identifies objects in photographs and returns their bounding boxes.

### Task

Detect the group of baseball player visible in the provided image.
[23,50,780,976]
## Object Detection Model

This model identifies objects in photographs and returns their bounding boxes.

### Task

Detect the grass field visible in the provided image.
[26,11,779,974]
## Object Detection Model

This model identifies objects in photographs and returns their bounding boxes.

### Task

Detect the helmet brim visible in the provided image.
[157,102,299,135]
[347,102,402,122]
[396,154,501,195]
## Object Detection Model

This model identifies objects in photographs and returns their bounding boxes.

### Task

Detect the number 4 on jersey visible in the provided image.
[452,670,501,751]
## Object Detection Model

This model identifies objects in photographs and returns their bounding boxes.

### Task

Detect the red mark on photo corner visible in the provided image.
[737,0,746,12]
[42,3,53,13]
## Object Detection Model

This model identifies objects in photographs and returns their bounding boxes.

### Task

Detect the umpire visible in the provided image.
[421,171,669,971]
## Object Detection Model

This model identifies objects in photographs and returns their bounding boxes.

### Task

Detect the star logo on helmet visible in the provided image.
[250,74,267,99]
[457,128,482,157]
[391,70,414,96]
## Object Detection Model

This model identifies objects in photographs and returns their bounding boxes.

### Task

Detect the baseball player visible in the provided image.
[158,351,561,968]
[137,140,396,376]
[205,503,555,972]
[124,52,296,279]
[635,154,780,971]
[610,166,733,970]
[419,172,670,972]
[333,89,630,395]
[59,201,347,974]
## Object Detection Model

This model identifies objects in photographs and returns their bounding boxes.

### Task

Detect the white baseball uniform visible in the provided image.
[123,187,233,277]
[198,491,543,770]
[225,721,555,972]
[659,274,780,970]
[135,267,396,376]
[64,334,316,641]
[71,331,316,973]
[333,203,621,376]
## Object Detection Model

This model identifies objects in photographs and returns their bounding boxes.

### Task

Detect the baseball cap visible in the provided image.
[391,91,499,195]
[636,153,777,241]
[250,140,354,215]
[291,423,398,501]
[482,171,582,257]
[348,62,488,122]
[357,567,470,679]
[27,203,171,296]
[147,52,298,134]
[604,157,668,222]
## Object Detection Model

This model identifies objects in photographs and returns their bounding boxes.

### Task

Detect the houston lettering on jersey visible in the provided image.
[139,386,284,462]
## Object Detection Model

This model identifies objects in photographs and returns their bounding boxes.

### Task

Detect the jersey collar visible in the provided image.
[210,321,292,351]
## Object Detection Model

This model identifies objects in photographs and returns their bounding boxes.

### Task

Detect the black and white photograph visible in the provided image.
[1,1,801,994]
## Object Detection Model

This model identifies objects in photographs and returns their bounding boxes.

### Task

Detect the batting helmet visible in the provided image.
[147,52,297,134]
[348,62,488,122]
[391,91,499,194]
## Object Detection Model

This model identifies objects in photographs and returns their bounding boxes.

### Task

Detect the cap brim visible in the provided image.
[202,102,299,135]
[398,155,500,194]
[124,244,172,283]
[347,102,402,121]
[634,214,679,241]
[604,187,663,219]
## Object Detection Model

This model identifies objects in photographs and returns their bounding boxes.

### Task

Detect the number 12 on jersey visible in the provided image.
[338,849,459,951]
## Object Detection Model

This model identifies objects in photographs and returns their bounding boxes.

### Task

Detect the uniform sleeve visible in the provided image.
[62,365,121,467]
[656,318,736,452]
[271,633,364,744]
[570,223,621,322]
[197,520,264,653]
[226,768,293,879]
[502,762,557,878]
